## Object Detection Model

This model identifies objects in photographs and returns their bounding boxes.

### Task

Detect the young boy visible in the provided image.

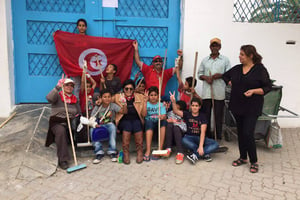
[176,67,201,109]
[170,92,219,164]
[90,89,127,164]
[79,71,96,116]
[163,100,187,164]
[143,86,167,161]
[135,78,146,94]
[100,64,122,95]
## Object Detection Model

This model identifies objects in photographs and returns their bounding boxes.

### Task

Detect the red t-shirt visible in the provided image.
[79,88,94,115]
[141,63,174,96]
[178,82,192,109]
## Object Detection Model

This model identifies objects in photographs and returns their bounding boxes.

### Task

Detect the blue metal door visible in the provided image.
[12,0,180,103]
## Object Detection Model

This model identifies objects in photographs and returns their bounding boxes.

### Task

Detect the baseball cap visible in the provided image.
[152,55,162,62]
[210,38,221,45]
[64,78,74,85]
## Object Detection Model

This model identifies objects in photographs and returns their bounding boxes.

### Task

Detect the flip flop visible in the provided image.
[143,155,150,162]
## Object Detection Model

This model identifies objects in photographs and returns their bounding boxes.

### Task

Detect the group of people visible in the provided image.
[46,19,272,174]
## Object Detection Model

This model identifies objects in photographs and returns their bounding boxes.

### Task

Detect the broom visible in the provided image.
[77,60,92,147]
[189,52,198,109]
[152,49,168,156]
[61,79,87,173]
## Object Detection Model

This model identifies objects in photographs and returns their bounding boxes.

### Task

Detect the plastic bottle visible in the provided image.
[118,150,123,163]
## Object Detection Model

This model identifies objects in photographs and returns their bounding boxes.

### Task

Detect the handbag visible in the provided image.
[265,119,283,149]
[90,104,111,142]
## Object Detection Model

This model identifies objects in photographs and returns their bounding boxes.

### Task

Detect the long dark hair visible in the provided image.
[241,45,262,64]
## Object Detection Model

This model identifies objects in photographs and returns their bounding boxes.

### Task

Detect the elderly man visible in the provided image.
[198,38,231,140]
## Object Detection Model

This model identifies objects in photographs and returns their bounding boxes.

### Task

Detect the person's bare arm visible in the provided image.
[133,41,142,68]
[170,91,183,117]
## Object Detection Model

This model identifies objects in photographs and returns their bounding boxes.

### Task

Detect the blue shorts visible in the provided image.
[118,119,143,133]
[145,119,167,131]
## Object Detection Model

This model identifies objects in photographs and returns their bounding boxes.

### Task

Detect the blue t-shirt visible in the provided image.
[182,111,207,136]
[145,102,166,122]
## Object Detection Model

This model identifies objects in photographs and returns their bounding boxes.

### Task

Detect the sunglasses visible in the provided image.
[124,87,134,91]
[154,59,163,63]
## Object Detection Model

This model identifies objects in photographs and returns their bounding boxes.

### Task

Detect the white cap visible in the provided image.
[64,78,74,85]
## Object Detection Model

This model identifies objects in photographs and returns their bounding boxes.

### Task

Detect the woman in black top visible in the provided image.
[223,45,272,173]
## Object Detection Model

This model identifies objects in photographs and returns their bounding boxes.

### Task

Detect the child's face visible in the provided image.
[77,21,87,35]
[105,64,116,74]
[86,83,92,93]
[176,104,181,111]
[183,81,190,90]
[149,91,158,103]
[136,83,145,92]
[101,93,112,105]
[190,102,200,114]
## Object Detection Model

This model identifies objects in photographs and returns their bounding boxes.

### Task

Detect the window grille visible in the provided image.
[233,0,300,23]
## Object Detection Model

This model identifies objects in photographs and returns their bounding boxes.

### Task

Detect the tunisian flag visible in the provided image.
[53,30,134,83]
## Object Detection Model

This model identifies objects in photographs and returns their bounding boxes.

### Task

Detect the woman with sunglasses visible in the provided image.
[45,76,81,170]
[114,79,147,164]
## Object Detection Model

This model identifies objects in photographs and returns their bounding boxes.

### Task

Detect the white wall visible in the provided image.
[0,0,15,117]
[182,0,300,127]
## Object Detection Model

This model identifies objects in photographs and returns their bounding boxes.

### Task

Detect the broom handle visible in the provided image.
[83,68,90,143]
[190,52,198,108]
[62,86,78,165]
[96,56,106,89]
[158,77,161,150]
[209,71,217,140]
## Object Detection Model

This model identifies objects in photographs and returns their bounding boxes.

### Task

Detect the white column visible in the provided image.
[0,0,15,117]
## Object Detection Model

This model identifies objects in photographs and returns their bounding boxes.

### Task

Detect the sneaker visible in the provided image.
[187,153,198,164]
[93,154,104,164]
[175,153,184,164]
[59,161,69,170]
[111,153,118,162]
[203,154,212,162]
[161,148,172,158]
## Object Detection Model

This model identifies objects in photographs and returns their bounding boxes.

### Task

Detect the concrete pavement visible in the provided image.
[0,105,299,200]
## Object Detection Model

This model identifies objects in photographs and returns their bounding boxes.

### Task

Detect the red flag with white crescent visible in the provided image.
[53,30,134,84]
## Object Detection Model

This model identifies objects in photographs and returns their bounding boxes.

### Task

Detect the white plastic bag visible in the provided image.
[265,119,282,149]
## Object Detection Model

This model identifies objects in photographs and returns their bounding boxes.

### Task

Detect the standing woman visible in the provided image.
[73,19,88,101]
[114,79,147,164]
[223,45,272,173]
[45,77,81,170]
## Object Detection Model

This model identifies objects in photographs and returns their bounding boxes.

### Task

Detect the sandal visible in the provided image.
[143,155,151,162]
[250,163,259,173]
[232,158,247,167]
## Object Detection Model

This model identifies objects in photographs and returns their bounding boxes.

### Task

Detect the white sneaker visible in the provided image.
[93,154,104,164]
[187,153,198,165]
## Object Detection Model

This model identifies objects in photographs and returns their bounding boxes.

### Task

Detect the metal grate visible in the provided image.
[26,0,85,13]
[27,21,77,45]
[116,0,169,18]
[116,26,168,48]
[28,54,63,76]
[233,0,300,23]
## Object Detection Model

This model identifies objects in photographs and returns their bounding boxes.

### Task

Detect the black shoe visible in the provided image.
[186,153,198,165]
[93,154,104,164]
[202,154,212,162]
[110,153,118,162]
[59,161,69,170]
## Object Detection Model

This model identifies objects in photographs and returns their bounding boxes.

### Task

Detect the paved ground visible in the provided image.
[0,105,300,200]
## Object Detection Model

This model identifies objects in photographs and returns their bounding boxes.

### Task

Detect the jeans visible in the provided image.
[90,122,117,155]
[182,135,219,158]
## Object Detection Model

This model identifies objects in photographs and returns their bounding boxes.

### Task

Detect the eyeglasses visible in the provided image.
[154,59,162,63]
[124,87,134,91]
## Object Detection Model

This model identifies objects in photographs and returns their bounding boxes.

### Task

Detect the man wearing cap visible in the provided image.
[197,38,231,140]
[132,41,182,97]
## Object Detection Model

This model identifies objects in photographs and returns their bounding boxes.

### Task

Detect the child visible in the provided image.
[135,78,146,94]
[143,86,167,161]
[176,67,201,109]
[79,71,96,116]
[170,92,219,164]
[163,100,187,164]
[90,89,127,164]
[100,64,122,95]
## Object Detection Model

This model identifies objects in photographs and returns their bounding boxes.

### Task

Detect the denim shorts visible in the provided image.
[145,119,167,131]
[118,119,143,133]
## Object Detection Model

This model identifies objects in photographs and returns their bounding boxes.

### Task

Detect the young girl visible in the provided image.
[143,86,167,161]
[163,100,187,164]
[79,71,96,116]
[170,92,219,165]
[73,18,88,100]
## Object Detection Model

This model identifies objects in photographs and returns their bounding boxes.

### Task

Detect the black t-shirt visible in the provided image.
[105,77,122,95]
[122,98,139,121]
[182,111,207,136]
